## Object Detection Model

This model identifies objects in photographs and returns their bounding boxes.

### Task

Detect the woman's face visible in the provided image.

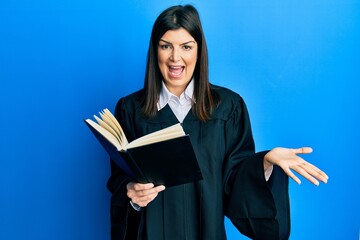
[157,28,198,96]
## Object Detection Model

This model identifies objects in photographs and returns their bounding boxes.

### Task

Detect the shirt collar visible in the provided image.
[157,79,194,111]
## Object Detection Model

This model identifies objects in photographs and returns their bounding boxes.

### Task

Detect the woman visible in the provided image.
[106,5,328,240]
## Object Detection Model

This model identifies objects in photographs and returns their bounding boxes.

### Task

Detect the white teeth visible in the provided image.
[172,71,181,76]
[168,66,183,77]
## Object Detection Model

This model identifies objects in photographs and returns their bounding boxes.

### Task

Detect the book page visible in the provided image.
[102,109,128,146]
[99,112,123,141]
[85,119,123,151]
[126,123,185,149]
[87,109,186,151]
[93,115,121,143]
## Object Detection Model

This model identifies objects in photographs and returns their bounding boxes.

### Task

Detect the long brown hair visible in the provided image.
[142,5,219,122]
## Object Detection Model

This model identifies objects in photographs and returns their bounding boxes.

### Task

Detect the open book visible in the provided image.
[84,109,203,187]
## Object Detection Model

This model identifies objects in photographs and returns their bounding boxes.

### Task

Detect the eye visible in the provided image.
[159,44,171,50]
[182,45,192,51]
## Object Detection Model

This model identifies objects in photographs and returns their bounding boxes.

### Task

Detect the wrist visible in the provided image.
[263,153,273,170]
[130,200,142,211]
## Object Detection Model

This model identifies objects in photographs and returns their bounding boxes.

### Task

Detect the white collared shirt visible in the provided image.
[157,80,194,123]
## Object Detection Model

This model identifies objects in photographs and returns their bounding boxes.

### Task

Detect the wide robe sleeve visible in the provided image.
[106,97,143,240]
[223,96,290,240]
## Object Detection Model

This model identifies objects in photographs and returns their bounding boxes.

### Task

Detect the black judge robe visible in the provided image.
[106,85,290,240]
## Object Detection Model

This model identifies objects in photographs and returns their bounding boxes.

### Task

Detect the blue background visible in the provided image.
[1,0,359,239]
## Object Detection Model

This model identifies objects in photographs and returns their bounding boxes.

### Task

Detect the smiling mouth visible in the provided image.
[168,66,184,78]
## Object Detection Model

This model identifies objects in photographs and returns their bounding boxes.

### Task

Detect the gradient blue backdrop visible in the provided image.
[1,0,359,239]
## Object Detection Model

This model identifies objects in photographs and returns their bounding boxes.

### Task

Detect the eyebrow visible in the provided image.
[159,39,196,45]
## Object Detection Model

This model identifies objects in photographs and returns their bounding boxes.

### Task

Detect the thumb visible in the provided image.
[294,147,313,154]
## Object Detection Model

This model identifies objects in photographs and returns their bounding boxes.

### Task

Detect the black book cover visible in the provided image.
[85,120,203,187]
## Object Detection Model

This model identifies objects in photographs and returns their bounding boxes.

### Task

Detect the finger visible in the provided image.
[138,185,165,195]
[155,185,166,192]
[127,183,151,198]
[293,152,329,183]
[295,158,329,181]
[128,184,165,199]
[134,192,160,207]
[292,165,320,186]
[126,182,135,190]
[127,182,154,192]
[282,167,301,185]
[307,164,329,181]
[132,183,155,191]
[293,147,313,154]
[300,163,329,183]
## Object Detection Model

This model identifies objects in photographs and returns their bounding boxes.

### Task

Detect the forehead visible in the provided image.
[160,28,195,43]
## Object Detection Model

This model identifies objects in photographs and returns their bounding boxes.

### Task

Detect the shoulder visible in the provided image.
[210,85,248,120]
[119,89,144,104]
[211,84,244,103]
[115,89,144,114]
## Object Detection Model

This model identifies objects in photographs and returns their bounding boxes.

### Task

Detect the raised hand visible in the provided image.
[264,147,329,186]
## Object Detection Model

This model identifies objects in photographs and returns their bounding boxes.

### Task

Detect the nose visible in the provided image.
[170,47,180,62]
